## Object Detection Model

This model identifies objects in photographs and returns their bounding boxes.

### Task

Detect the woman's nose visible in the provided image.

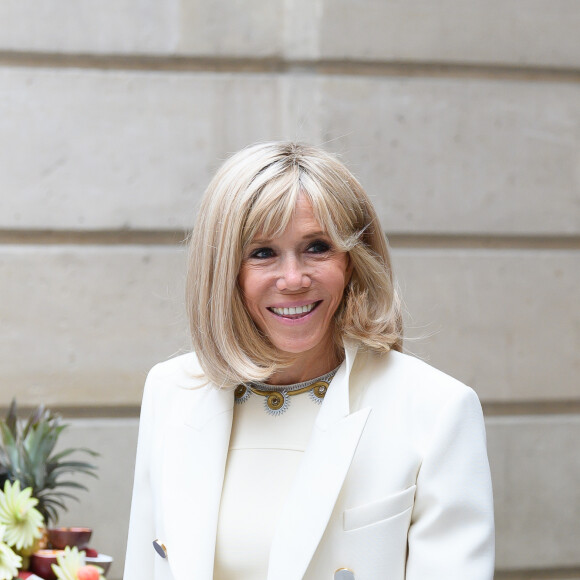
[276,257,311,291]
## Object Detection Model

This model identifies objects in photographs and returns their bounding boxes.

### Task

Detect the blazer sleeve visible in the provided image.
[406,386,495,580]
[124,371,157,580]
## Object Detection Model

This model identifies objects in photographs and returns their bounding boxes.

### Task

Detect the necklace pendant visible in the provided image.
[309,381,328,404]
[234,384,251,404]
[264,391,290,416]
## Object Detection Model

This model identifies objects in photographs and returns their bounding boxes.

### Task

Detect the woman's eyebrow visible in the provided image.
[249,231,327,245]
[246,238,271,246]
[302,231,327,239]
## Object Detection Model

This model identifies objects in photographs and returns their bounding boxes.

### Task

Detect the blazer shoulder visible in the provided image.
[356,348,478,409]
[144,351,207,395]
[392,350,469,392]
[353,349,485,452]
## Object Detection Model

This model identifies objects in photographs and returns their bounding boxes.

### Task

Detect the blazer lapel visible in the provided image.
[267,341,371,580]
[162,383,234,580]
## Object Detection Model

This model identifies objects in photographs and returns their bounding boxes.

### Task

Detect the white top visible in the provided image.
[213,387,322,580]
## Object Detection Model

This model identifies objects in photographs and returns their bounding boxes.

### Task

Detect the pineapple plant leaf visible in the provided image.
[0,400,99,525]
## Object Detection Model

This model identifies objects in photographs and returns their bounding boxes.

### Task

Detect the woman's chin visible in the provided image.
[272,336,337,364]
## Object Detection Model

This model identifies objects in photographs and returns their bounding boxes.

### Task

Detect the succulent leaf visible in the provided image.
[0,402,99,525]
[5,401,17,436]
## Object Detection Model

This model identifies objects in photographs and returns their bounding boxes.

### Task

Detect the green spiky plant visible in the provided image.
[0,400,99,526]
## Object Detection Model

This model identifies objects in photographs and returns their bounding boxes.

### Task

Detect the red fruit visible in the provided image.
[84,548,99,557]
[77,565,100,580]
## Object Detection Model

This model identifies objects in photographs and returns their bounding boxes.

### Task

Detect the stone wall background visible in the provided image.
[1,2,579,578]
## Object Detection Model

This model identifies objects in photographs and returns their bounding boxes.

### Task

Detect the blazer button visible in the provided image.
[152,539,168,559]
[334,568,355,580]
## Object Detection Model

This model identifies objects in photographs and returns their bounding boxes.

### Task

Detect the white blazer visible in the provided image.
[124,341,494,580]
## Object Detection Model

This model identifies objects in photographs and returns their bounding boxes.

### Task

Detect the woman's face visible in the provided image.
[239,195,352,362]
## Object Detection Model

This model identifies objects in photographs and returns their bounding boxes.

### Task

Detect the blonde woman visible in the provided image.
[125,142,494,580]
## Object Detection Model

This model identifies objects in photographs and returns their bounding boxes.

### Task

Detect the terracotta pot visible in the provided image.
[30,549,63,580]
[48,527,92,550]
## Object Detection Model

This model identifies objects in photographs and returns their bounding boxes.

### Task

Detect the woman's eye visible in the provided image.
[250,247,275,259]
[307,240,331,254]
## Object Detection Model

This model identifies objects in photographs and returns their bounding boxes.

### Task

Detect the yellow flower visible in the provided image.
[52,546,84,580]
[51,546,105,580]
[0,524,23,580]
[0,481,43,551]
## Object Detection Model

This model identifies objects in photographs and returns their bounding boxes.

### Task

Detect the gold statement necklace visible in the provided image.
[234,366,340,417]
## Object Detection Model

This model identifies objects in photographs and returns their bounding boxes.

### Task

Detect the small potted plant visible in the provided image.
[0,400,100,577]
[0,400,99,526]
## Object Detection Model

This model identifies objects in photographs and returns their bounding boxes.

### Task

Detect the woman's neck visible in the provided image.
[266,348,343,386]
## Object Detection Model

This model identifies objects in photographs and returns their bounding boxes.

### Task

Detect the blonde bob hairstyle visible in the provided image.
[186,142,402,388]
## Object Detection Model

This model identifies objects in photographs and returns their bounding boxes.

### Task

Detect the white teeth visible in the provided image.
[271,303,316,316]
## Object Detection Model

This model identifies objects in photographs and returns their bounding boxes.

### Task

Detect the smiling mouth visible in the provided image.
[268,301,320,318]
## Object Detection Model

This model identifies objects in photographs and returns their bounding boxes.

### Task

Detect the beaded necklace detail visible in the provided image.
[234,366,340,417]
